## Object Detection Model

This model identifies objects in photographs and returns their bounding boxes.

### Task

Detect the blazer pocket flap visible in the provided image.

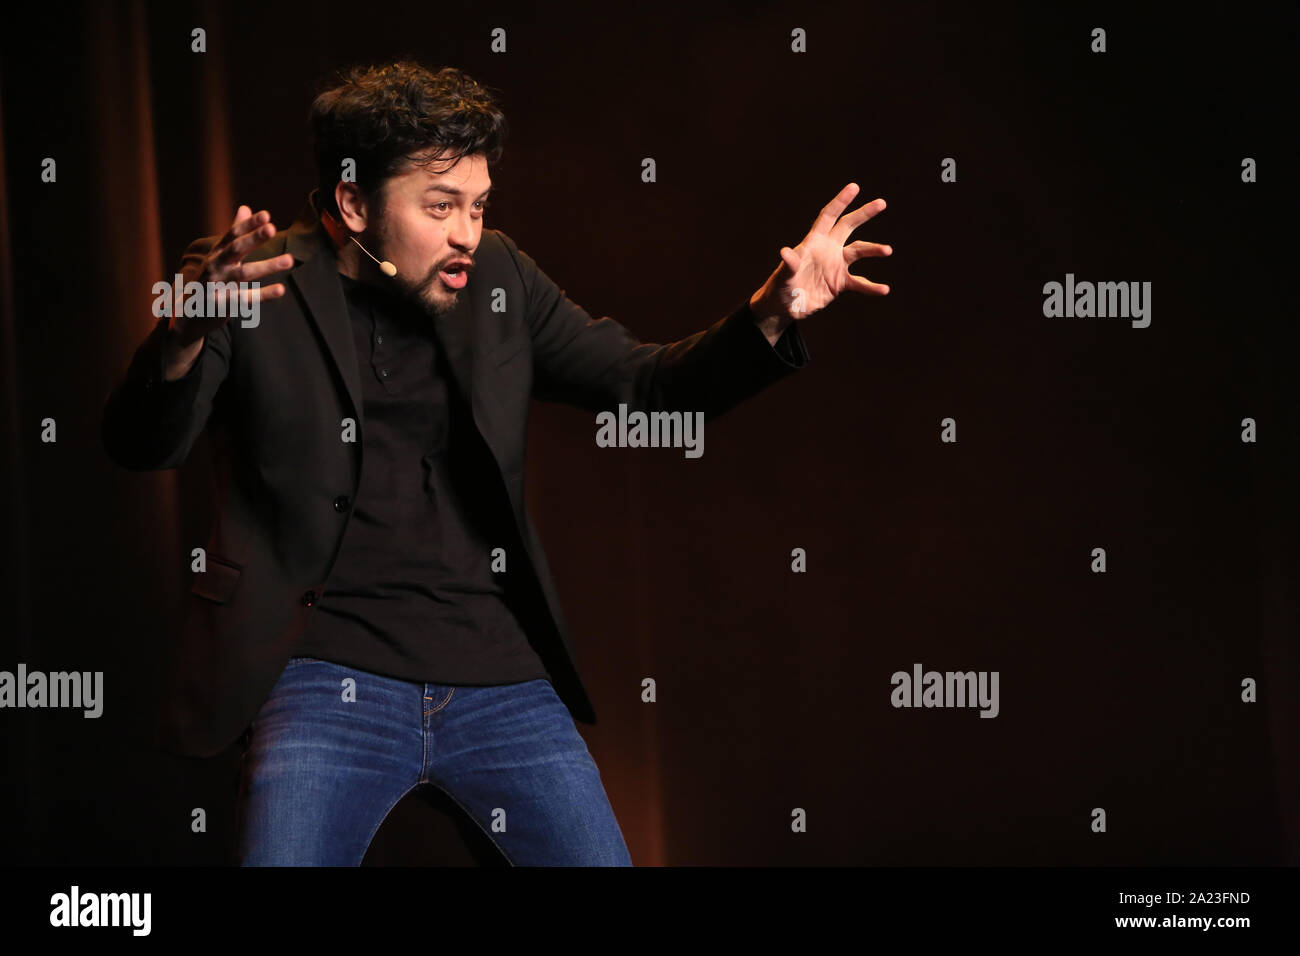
[190,554,243,605]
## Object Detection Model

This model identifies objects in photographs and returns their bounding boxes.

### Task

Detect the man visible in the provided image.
[102,61,892,866]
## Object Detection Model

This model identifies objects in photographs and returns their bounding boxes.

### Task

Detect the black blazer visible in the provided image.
[103,192,810,758]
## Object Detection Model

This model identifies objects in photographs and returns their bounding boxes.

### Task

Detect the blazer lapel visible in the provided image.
[430,278,475,415]
[285,198,364,424]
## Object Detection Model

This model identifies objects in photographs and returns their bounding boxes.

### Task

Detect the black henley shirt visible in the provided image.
[294,272,549,685]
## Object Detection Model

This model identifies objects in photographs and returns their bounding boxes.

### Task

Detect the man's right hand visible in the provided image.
[163,206,295,381]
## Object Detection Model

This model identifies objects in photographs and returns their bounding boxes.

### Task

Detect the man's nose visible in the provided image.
[447,213,477,249]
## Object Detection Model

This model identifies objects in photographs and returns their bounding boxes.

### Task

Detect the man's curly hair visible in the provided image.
[309,61,508,218]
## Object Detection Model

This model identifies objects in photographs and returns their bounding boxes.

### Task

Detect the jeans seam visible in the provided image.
[423,686,454,716]
[421,687,429,784]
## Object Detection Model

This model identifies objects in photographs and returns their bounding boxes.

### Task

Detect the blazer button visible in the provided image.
[301,590,317,607]
[333,495,351,513]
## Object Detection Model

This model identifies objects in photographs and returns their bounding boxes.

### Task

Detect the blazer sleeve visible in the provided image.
[499,232,810,420]
[101,235,233,471]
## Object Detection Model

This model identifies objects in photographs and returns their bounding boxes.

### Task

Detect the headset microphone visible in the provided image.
[350,236,397,277]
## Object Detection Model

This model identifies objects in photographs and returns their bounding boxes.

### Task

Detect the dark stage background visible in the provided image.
[1,0,1296,866]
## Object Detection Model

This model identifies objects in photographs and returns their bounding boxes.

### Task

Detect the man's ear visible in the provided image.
[335,182,370,233]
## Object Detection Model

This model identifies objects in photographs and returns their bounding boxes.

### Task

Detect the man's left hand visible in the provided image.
[749,183,892,345]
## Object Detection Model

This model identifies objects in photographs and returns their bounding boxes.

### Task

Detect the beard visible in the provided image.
[399,260,459,318]
[371,220,463,320]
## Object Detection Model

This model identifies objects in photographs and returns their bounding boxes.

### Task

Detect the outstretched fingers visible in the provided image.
[844,240,893,263]
[846,273,890,295]
[812,183,861,235]
[236,254,296,282]
[234,282,288,312]
[831,197,886,244]
[214,209,279,272]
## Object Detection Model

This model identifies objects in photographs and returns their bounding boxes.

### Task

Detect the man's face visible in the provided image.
[368,151,492,317]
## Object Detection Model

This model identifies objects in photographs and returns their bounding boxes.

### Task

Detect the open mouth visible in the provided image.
[439,261,470,289]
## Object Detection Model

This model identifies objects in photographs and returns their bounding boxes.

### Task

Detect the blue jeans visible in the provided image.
[234,657,632,866]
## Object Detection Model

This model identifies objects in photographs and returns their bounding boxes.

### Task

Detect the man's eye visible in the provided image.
[428,201,490,214]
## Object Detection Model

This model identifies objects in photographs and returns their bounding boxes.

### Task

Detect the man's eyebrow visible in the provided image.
[422,184,494,198]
